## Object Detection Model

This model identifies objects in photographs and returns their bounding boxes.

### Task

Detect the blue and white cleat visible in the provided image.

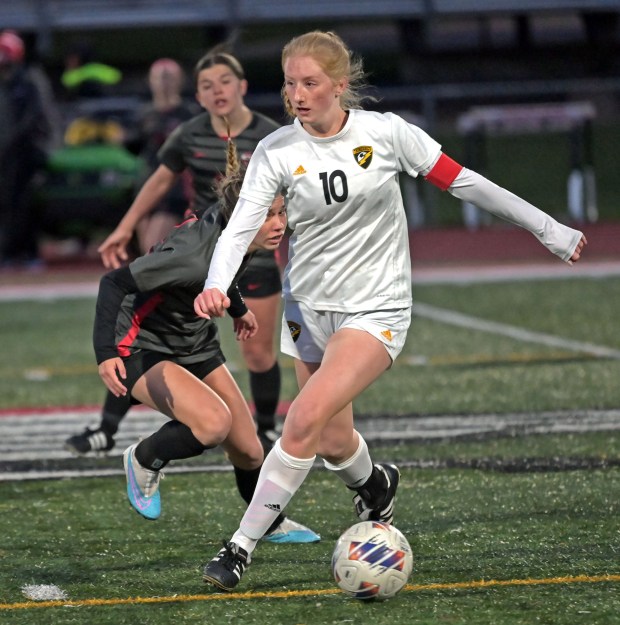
[122,443,162,520]
[263,518,321,543]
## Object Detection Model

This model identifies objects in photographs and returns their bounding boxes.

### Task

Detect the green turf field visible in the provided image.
[0,275,618,624]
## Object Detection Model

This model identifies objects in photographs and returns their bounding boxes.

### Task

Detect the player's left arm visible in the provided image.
[423,153,587,264]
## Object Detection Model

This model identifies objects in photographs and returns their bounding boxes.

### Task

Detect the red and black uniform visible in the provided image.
[158,110,282,296]
[93,202,250,398]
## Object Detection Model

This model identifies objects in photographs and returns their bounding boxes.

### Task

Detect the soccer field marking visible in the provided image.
[1,573,617,611]
[412,302,620,360]
[1,407,618,471]
[411,260,620,285]
[0,258,618,303]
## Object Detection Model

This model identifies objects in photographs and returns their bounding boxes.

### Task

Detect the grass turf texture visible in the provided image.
[0,275,618,622]
[1,276,620,412]
[0,463,617,624]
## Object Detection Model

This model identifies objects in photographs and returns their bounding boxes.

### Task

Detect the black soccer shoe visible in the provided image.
[203,541,251,592]
[64,427,115,455]
[257,428,279,454]
[351,463,400,525]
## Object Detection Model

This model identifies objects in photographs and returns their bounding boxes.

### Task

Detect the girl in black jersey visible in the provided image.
[67,49,285,459]
[94,146,318,542]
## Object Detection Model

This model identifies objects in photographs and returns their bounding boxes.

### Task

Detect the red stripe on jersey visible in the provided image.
[424,153,463,191]
[173,214,198,229]
[117,293,165,357]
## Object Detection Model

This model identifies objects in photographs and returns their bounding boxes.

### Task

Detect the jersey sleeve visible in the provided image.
[388,113,443,178]
[238,142,283,205]
[204,196,270,293]
[157,123,187,173]
[226,285,248,318]
[93,267,138,364]
[448,167,583,262]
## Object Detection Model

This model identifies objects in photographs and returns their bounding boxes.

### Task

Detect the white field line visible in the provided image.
[411,259,620,285]
[412,302,620,360]
[0,259,619,302]
[0,282,99,302]
[0,407,619,481]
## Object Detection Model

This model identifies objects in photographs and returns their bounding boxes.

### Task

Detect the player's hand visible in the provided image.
[568,234,587,264]
[98,358,128,397]
[233,310,258,341]
[98,227,133,269]
[194,288,230,319]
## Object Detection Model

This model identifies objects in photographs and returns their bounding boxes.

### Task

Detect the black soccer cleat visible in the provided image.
[257,427,279,454]
[351,463,400,525]
[203,541,251,592]
[64,427,115,455]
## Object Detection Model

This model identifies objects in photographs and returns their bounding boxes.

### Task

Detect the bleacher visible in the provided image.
[1,0,618,31]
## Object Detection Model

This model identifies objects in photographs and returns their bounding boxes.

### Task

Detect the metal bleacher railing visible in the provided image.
[3,0,618,227]
[1,0,619,30]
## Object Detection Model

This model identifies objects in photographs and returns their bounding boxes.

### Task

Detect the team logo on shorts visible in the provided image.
[353,146,373,169]
[287,321,302,342]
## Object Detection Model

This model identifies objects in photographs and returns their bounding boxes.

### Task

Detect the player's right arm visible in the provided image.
[194,196,270,318]
[93,267,139,396]
[98,164,178,269]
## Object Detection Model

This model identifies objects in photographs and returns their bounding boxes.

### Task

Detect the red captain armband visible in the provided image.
[424,153,463,191]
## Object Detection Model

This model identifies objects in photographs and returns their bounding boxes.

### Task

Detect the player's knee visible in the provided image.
[284,403,325,446]
[191,405,232,446]
[226,439,264,470]
[241,343,274,370]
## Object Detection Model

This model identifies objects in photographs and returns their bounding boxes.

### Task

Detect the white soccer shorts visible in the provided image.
[280,299,411,364]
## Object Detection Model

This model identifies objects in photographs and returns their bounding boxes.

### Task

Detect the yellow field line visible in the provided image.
[1,349,599,381]
[1,573,618,611]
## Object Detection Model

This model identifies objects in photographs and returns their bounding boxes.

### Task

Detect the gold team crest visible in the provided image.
[353,146,373,169]
[287,321,302,342]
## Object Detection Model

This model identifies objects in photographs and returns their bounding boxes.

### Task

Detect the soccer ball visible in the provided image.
[331,521,413,600]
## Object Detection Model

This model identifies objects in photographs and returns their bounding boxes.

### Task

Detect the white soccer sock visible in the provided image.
[323,431,373,489]
[233,439,315,553]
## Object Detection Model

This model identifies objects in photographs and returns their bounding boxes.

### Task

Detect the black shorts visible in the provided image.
[237,261,282,299]
[122,349,226,404]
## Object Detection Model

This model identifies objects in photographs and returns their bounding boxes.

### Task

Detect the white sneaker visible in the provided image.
[263,518,321,543]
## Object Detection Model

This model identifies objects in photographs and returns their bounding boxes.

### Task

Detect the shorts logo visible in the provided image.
[293,165,307,175]
[287,321,301,342]
[381,329,393,341]
[353,146,373,169]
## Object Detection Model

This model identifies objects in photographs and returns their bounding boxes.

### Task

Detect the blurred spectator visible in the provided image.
[61,42,122,99]
[125,58,197,252]
[0,30,52,268]
[21,32,63,153]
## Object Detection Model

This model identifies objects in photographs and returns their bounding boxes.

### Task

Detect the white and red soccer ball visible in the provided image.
[331,520,413,600]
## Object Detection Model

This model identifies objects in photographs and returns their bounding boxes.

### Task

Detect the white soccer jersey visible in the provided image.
[211,109,441,312]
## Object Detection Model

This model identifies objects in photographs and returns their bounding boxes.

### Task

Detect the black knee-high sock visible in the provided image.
[136,421,213,471]
[233,465,284,533]
[100,391,131,435]
[249,362,281,431]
